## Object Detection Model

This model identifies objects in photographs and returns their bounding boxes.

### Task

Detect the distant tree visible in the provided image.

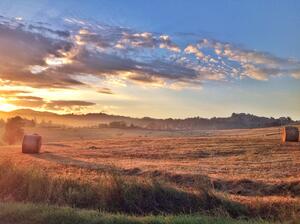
[109,121,127,128]
[23,118,36,127]
[98,123,108,128]
[3,116,25,145]
[129,123,136,129]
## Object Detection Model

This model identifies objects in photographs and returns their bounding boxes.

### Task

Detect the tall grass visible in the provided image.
[0,159,297,221]
[0,160,219,214]
[0,202,272,224]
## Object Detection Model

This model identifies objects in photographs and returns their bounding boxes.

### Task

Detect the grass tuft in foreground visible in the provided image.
[0,202,272,224]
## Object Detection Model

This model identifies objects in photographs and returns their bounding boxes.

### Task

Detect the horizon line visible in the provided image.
[0,108,297,121]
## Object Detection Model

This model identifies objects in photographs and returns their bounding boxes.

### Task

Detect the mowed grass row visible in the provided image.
[0,202,272,224]
[0,159,298,221]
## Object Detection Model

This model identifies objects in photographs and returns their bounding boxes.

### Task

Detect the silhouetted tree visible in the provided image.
[3,116,25,145]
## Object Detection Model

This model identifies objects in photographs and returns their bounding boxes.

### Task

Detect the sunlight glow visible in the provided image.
[0,102,17,112]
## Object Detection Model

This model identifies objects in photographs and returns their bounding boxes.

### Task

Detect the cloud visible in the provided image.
[115,32,180,52]
[4,95,95,112]
[0,90,31,96]
[184,44,204,59]
[14,96,44,100]
[196,38,300,81]
[159,35,181,52]
[28,24,70,38]
[0,14,299,94]
[3,92,46,107]
[45,100,95,110]
[241,64,268,81]
[0,90,49,109]
[0,17,84,89]
[6,98,46,108]
[0,87,95,111]
[97,88,114,95]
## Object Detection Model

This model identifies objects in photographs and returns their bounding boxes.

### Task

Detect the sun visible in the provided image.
[0,100,17,112]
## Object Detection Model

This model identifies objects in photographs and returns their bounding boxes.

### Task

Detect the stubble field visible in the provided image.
[0,126,300,223]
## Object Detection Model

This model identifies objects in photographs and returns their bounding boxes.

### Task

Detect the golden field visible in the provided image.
[0,125,300,221]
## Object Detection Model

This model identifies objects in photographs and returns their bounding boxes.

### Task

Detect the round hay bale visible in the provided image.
[282,126,299,143]
[22,134,42,154]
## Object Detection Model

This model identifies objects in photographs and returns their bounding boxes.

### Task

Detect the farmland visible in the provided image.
[0,125,299,223]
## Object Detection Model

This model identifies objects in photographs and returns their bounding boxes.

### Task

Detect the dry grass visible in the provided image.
[0,125,299,221]
[0,159,213,214]
[0,202,272,224]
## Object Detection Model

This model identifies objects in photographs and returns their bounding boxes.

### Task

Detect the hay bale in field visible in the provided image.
[22,134,42,154]
[282,126,299,143]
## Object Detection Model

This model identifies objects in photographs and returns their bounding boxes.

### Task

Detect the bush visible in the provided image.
[3,116,24,145]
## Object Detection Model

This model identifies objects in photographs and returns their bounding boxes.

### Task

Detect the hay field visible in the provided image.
[0,126,300,221]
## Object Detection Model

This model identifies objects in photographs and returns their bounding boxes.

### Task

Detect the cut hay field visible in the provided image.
[0,126,300,222]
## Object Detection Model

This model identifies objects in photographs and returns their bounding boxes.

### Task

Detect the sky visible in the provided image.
[0,0,299,119]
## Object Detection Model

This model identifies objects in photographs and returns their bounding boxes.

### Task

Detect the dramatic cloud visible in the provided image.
[0,19,84,88]
[0,14,299,95]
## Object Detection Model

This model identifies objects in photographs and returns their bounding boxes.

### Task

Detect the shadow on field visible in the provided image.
[145,170,300,197]
[213,179,300,197]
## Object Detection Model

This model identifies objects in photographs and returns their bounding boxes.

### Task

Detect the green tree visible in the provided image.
[3,116,25,145]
